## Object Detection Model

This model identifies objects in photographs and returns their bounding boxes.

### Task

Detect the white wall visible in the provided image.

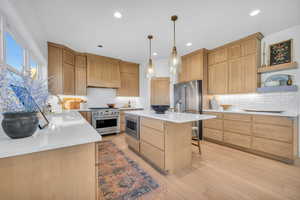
[215,25,300,155]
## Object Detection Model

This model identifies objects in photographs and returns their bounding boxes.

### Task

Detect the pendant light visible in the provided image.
[169,15,181,76]
[146,35,155,79]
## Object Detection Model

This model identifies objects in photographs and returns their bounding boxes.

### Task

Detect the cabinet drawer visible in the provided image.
[252,137,292,159]
[224,120,251,135]
[224,113,252,122]
[203,112,223,119]
[120,122,125,132]
[204,128,223,141]
[204,119,223,130]
[253,124,292,143]
[141,126,164,150]
[125,135,140,153]
[253,115,293,127]
[224,132,251,148]
[140,141,164,169]
[141,117,164,132]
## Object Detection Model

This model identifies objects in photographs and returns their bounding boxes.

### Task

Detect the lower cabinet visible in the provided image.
[203,112,296,163]
[140,141,165,169]
[224,131,251,148]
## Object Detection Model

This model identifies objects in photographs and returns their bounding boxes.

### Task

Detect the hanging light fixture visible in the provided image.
[169,15,181,76]
[146,35,155,79]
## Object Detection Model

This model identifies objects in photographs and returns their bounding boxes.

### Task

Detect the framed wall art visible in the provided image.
[269,39,293,66]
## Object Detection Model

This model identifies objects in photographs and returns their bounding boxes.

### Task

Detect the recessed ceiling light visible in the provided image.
[153,52,158,56]
[113,11,122,19]
[186,42,192,47]
[249,9,261,16]
[97,45,103,48]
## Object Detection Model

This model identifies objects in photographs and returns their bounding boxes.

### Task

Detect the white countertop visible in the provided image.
[125,110,216,123]
[0,112,101,159]
[203,109,298,118]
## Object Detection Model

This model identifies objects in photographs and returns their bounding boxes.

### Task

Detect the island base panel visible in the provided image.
[0,143,96,200]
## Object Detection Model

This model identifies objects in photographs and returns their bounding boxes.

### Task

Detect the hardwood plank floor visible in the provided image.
[102,133,300,200]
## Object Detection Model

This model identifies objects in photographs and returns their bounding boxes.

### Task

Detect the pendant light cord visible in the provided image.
[149,38,152,59]
[173,20,176,47]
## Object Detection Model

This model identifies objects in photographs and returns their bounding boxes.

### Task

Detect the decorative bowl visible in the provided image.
[1,112,39,139]
[221,104,232,110]
[107,104,116,108]
[151,105,170,114]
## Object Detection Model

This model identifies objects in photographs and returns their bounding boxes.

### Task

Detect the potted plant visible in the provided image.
[0,67,48,139]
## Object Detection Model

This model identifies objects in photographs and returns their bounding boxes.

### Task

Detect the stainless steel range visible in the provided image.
[90,107,120,135]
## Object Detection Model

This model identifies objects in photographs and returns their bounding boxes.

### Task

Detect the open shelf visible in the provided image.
[257,62,298,73]
[256,85,298,93]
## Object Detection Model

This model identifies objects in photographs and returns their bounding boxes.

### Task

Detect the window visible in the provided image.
[4,31,24,72]
[29,56,38,79]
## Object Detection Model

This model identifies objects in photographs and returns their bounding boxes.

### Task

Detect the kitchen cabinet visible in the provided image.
[207,33,263,94]
[151,77,170,105]
[75,55,87,96]
[62,63,75,95]
[87,54,121,88]
[203,112,297,163]
[48,44,63,94]
[208,62,228,94]
[117,61,139,96]
[179,49,207,83]
[48,42,76,95]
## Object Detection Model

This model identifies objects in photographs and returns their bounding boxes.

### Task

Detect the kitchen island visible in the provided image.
[0,112,101,200]
[124,111,216,174]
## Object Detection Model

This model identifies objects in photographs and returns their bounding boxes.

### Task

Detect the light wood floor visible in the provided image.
[103,133,300,200]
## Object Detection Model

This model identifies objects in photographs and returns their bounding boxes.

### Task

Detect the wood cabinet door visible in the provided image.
[86,54,100,87]
[188,52,203,81]
[151,77,170,105]
[179,56,188,82]
[75,66,87,95]
[48,45,63,94]
[208,62,228,94]
[63,49,75,65]
[117,61,139,96]
[208,52,216,66]
[117,73,139,96]
[75,55,87,96]
[242,54,257,93]
[215,48,227,63]
[63,63,75,95]
[242,38,257,56]
[228,44,242,59]
[228,58,243,93]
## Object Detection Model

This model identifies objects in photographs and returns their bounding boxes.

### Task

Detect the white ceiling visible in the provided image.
[10,0,300,63]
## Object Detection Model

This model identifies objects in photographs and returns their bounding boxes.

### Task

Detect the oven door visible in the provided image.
[93,116,119,134]
[125,116,140,139]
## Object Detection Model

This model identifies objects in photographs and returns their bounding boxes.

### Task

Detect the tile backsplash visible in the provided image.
[215,92,299,112]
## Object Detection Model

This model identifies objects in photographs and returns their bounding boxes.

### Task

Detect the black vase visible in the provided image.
[1,112,39,139]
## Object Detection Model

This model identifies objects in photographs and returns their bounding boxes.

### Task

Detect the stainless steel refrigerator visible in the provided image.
[174,80,203,139]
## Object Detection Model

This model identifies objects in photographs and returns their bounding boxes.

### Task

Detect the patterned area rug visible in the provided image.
[98,140,164,200]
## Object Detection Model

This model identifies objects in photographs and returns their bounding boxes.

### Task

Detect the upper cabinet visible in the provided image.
[179,49,207,83]
[75,54,87,96]
[151,77,170,105]
[208,33,263,94]
[86,54,121,88]
[48,43,76,95]
[117,61,139,97]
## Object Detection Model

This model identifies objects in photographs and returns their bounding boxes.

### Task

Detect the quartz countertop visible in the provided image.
[62,107,144,112]
[125,110,216,123]
[203,109,298,118]
[0,112,101,159]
